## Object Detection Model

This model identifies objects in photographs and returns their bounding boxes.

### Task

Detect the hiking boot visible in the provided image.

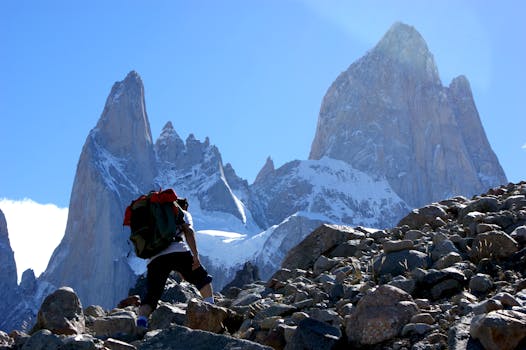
[136,316,148,329]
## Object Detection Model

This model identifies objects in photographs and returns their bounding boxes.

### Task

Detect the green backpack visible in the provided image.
[123,189,186,259]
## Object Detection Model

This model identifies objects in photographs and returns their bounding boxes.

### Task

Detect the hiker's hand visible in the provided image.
[192,255,201,270]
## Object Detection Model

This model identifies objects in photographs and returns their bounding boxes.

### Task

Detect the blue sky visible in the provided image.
[1,0,525,208]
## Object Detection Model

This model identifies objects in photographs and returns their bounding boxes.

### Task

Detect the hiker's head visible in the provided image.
[177,198,189,210]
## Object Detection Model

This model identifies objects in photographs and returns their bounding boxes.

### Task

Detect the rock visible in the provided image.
[260,323,287,349]
[259,316,283,330]
[328,241,358,258]
[284,317,342,350]
[388,275,416,294]
[476,223,501,234]
[459,197,500,218]
[405,229,424,240]
[383,239,415,253]
[447,316,484,350]
[417,268,467,300]
[431,279,464,300]
[503,195,526,210]
[92,310,136,339]
[268,268,294,283]
[281,224,356,270]
[231,292,262,307]
[59,334,105,349]
[471,299,503,315]
[431,239,460,261]
[470,310,526,350]
[139,325,273,350]
[373,249,428,277]
[84,305,106,318]
[307,309,342,328]
[433,252,463,269]
[185,299,229,333]
[492,292,521,308]
[470,230,518,260]
[345,285,419,346]
[104,338,137,350]
[32,287,85,335]
[254,303,296,320]
[511,225,526,244]
[483,212,516,231]
[469,273,493,295]
[20,329,63,350]
[150,303,186,329]
[313,255,339,276]
[401,322,436,336]
[162,280,201,304]
[398,205,449,229]
[410,313,435,325]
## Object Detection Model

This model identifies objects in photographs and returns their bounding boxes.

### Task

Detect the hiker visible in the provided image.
[124,192,214,329]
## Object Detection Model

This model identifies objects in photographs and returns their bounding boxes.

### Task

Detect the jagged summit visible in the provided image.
[355,22,441,86]
[254,156,275,184]
[375,23,432,59]
[309,22,507,208]
[94,70,154,161]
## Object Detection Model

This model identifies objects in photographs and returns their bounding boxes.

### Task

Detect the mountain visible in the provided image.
[1,22,509,333]
[309,22,507,208]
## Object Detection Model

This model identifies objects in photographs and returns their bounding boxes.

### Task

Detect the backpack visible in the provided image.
[123,189,186,259]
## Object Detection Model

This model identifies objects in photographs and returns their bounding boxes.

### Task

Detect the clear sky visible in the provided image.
[1,0,525,209]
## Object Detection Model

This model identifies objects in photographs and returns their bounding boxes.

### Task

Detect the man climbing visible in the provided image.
[124,191,214,329]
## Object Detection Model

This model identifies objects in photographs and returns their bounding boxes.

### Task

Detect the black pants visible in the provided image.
[143,251,213,309]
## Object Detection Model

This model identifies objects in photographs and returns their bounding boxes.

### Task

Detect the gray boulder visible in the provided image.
[470,310,526,350]
[345,285,419,346]
[32,287,85,335]
[139,325,273,350]
[284,317,342,350]
[373,249,428,277]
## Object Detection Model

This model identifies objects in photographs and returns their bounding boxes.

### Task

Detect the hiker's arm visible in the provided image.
[182,223,201,269]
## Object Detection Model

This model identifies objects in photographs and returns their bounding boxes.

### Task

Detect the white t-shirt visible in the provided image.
[147,210,193,263]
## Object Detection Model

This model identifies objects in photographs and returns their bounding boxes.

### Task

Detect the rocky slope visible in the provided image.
[309,22,507,208]
[1,181,524,349]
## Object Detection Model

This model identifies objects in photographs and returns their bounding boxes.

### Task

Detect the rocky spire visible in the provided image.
[254,156,275,184]
[373,22,440,83]
[155,121,185,165]
[0,209,17,293]
[42,71,156,308]
[0,209,20,332]
[309,22,507,207]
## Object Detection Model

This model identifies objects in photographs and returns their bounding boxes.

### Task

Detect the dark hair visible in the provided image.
[176,198,189,211]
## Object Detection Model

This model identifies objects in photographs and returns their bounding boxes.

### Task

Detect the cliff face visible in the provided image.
[41,71,157,308]
[0,209,19,331]
[309,22,507,208]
